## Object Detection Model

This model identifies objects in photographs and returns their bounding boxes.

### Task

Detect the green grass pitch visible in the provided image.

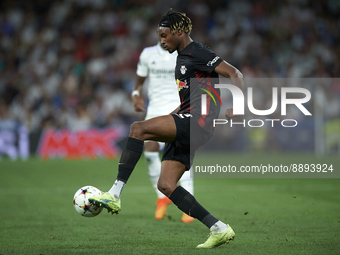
[0,153,339,255]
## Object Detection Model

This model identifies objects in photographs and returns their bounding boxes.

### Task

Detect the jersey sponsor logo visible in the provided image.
[150,68,175,75]
[180,65,187,74]
[207,56,220,66]
[177,79,189,91]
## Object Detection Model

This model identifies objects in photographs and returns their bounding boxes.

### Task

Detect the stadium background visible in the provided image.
[0,0,340,159]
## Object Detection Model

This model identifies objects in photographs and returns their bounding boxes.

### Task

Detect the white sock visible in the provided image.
[210,221,228,234]
[179,168,194,195]
[108,179,125,201]
[144,151,165,198]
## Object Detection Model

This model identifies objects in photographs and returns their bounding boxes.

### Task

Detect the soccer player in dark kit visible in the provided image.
[90,9,244,248]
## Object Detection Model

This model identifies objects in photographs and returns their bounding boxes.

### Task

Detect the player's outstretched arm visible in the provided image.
[132,75,146,112]
[214,61,244,119]
[214,60,244,91]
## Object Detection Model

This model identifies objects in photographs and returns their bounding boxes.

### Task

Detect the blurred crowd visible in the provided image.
[0,0,339,143]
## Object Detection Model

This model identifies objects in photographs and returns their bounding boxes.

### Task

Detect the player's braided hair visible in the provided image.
[159,9,192,35]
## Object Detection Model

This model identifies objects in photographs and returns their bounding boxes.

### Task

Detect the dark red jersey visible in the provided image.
[175,41,223,135]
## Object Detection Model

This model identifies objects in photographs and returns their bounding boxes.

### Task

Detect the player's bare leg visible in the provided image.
[129,115,177,142]
[144,139,194,221]
[157,160,186,197]
[149,148,194,223]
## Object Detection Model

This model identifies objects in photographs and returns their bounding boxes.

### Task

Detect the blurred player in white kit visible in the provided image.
[131,41,194,223]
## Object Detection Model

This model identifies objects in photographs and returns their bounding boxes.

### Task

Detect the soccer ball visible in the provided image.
[73,185,103,217]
